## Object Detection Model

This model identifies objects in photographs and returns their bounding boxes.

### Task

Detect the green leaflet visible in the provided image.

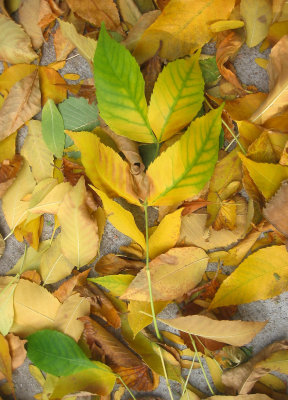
[27,330,109,376]
[42,99,65,158]
[88,275,135,297]
[58,97,99,132]
[94,24,155,143]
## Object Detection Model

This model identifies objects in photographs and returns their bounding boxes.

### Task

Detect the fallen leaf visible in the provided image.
[0,234,4,258]
[141,47,162,103]
[210,20,244,32]
[42,99,65,159]
[59,97,99,132]
[18,0,44,49]
[28,182,71,216]
[0,70,41,141]
[117,0,142,26]
[250,35,288,124]
[133,0,236,63]
[53,269,90,303]
[0,131,17,163]
[148,208,182,259]
[53,25,75,62]
[39,66,67,105]
[240,0,272,47]
[0,155,23,199]
[81,316,158,391]
[38,0,63,30]
[54,293,90,342]
[222,340,288,394]
[128,300,168,336]
[21,120,54,183]
[0,333,14,396]
[11,279,60,336]
[4,334,26,375]
[95,254,144,275]
[264,180,288,236]
[88,274,135,297]
[210,245,288,308]
[20,270,41,284]
[0,14,37,63]
[206,395,273,399]
[14,214,43,250]
[158,315,266,346]
[0,277,17,336]
[57,177,99,268]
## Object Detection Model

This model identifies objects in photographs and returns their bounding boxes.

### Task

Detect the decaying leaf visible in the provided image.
[95,254,144,275]
[0,333,14,395]
[263,180,288,237]
[18,0,44,50]
[0,155,23,199]
[0,277,17,336]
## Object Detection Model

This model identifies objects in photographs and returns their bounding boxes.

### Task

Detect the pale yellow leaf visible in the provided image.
[117,0,141,26]
[0,70,41,141]
[122,247,208,301]
[19,0,44,49]
[148,208,182,259]
[159,315,266,346]
[0,14,37,63]
[0,132,17,163]
[93,188,146,250]
[57,177,99,268]
[205,356,226,393]
[29,182,71,215]
[40,235,74,285]
[11,279,60,337]
[0,277,17,336]
[54,293,90,341]
[21,120,54,183]
[7,241,50,275]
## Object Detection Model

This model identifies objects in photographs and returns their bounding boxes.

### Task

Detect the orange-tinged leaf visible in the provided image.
[0,14,37,63]
[158,315,266,346]
[57,177,99,268]
[0,155,23,199]
[39,66,67,105]
[122,247,208,302]
[3,334,26,375]
[0,70,41,141]
[18,0,44,49]
[95,253,144,275]
[53,269,90,303]
[210,246,288,308]
[0,333,14,396]
[81,316,158,391]
[68,131,140,206]
[148,208,182,259]
[250,35,288,125]
[264,181,288,237]
[53,26,75,62]
[133,0,236,63]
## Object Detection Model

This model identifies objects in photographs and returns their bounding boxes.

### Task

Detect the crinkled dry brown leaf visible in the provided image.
[80,316,158,391]
[263,180,288,237]
[38,0,63,30]
[18,0,44,50]
[0,333,26,381]
[0,71,41,141]
[222,340,288,394]
[53,269,90,303]
[0,155,23,199]
[95,254,144,275]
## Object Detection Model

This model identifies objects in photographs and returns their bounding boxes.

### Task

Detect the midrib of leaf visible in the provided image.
[30,200,63,212]
[157,59,197,142]
[63,297,86,334]
[48,100,58,153]
[175,0,213,34]
[43,253,63,285]
[14,301,55,322]
[28,348,93,367]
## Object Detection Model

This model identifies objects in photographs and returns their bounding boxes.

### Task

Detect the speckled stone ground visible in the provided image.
[0,31,287,400]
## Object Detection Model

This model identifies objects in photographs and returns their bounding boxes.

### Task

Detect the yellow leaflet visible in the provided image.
[209,20,244,32]
[28,182,71,216]
[63,73,80,81]
[255,58,268,69]
[0,132,17,163]
[148,208,182,259]
[148,52,204,142]
[210,245,288,308]
[57,177,99,268]
[92,187,146,249]
[68,131,140,206]
[147,107,223,206]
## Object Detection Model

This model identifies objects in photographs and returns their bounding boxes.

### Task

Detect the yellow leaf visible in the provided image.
[128,300,168,336]
[29,182,71,215]
[0,14,37,63]
[18,0,44,49]
[11,279,60,337]
[0,64,36,95]
[179,196,248,250]
[147,107,223,206]
[54,293,90,341]
[148,52,204,142]
[58,19,97,63]
[206,395,273,399]
[21,120,54,183]
[205,356,226,393]
[93,188,146,249]
[255,58,268,69]
[7,241,50,275]
[257,350,288,374]
[0,333,14,396]
[40,234,74,285]
[133,0,236,63]
[2,160,35,231]
[0,277,17,336]
[158,315,266,346]
[117,0,141,26]
[239,154,288,200]
[14,215,42,250]
[148,208,182,259]
[68,131,140,206]
[0,132,17,163]
[210,20,244,32]
[0,70,41,141]
[121,247,208,301]
[240,0,272,47]
[39,66,67,105]
[63,73,80,81]
[250,35,288,124]
[57,177,99,268]
[210,245,288,308]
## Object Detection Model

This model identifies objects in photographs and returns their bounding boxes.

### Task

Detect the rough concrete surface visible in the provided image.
[0,29,287,400]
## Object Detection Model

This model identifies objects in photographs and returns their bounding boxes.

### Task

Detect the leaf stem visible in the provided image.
[189,334,215,396]
[116,375,137,400]
[158,347,174,400]
[143,200,162,341]
[181,353,196,398]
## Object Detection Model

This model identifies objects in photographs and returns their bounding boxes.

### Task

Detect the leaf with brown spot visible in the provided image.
[80,316,158,391]
[95,254,144,275]
[0,70,41,141]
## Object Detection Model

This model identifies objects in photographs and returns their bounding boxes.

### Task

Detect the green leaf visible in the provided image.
[148,51,204,142]
[199,57,221,84]
[27,329,99,376]
[94,24,155,143]
[58,97,99,132]
[147,106,223,205]
[42,99,65,158]
[88,275,135,297]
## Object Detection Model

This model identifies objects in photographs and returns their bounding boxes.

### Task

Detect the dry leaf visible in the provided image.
[38,0,63,30]
[0,333,14,395]
[18,0,44,49]
[95,254,144,275]
[263,180,288,237]
[53,25,75,61]
[0,70,41,141]
[53,269,90,303]
[0,155,23,199]
[0,277,17,336]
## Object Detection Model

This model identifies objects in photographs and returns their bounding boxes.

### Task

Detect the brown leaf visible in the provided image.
[141,52,162,103]
[222,340,288,394]
[19,0,44,49]
[216,30,245,93]
[0,334,26,377]
[65,0,123,33]
[263,180,288,237]
[80,316,158,391]
[95,254,144,275]
[76,282,121,329]
[38,0,63,30]
[0,155,23,199]
[53,269,90,303]
[53,25,75,61]
[20,270,42,284]
[0,71,41,141]
[0,333,14,394]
